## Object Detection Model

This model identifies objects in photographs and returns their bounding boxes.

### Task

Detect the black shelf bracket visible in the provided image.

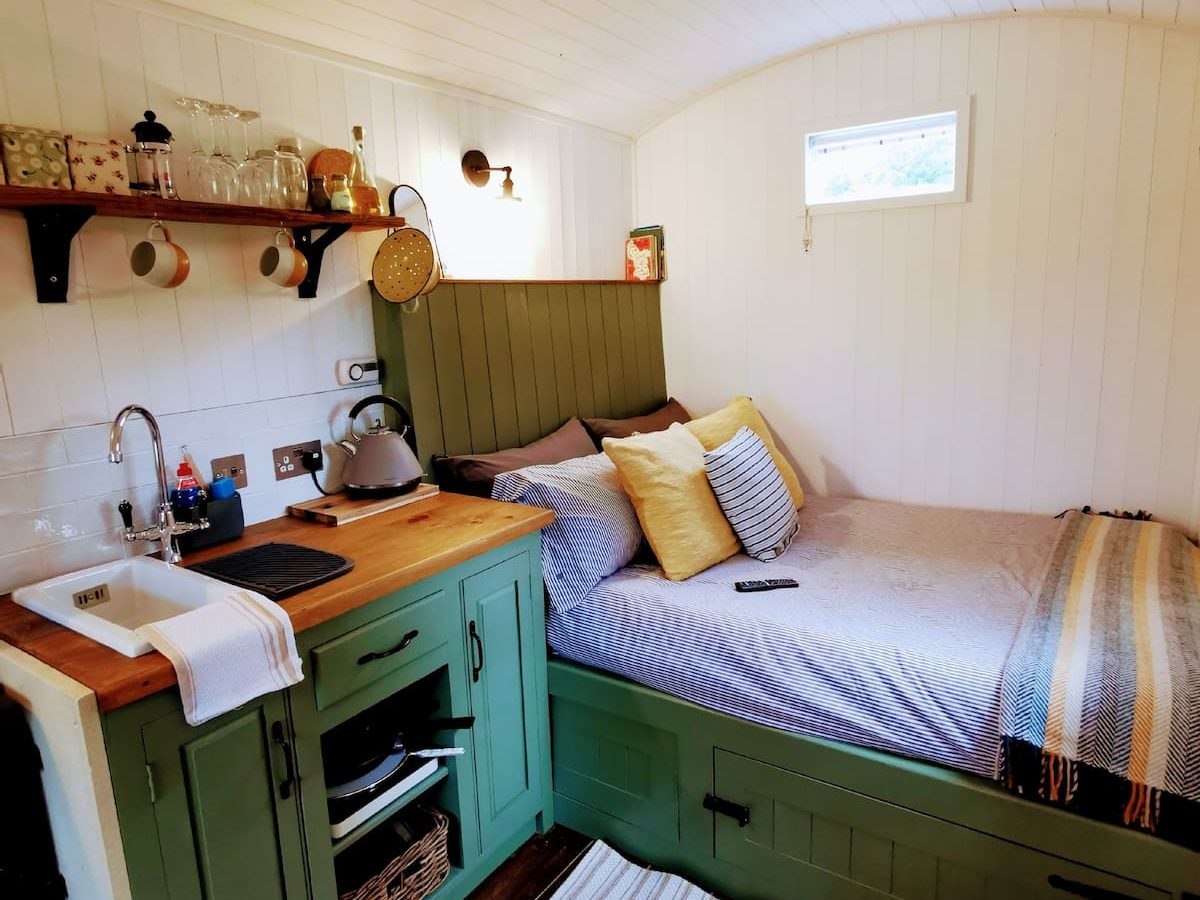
[24,205,96,302]
[292,223,352,300]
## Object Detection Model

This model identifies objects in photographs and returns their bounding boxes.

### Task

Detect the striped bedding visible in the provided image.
[548,496,1061,778]
[999,511,1200,847]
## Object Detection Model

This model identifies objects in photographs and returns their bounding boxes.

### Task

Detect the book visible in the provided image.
[625,234,660,281]
[629,225,666,281]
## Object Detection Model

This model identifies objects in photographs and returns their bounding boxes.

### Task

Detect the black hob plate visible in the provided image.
[188,542,354,601]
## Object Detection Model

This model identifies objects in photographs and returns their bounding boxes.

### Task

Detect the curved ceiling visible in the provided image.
[165,0,1199,136]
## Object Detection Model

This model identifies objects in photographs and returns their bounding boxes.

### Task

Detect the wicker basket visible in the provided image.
[338,806,451,900]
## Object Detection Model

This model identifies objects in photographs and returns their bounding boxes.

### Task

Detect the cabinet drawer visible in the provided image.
[311,588,453,711]
[712,749,1168,899]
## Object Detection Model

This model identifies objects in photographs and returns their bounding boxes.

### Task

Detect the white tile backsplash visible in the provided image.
[0,388,375,594]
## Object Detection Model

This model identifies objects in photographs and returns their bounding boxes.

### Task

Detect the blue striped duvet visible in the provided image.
[547,496,1063,777]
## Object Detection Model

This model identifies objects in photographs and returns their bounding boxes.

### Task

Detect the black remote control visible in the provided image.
[734,578,800,593]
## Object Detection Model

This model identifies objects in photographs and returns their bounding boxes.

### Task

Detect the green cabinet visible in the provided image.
[463,553,544,856]
[106,532,552,900]
[106,691,308,900]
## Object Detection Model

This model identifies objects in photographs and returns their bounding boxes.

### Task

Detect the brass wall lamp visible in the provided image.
[461,149,522,201]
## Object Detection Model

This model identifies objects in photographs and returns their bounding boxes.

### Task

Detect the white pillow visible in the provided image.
[703,427,799,561]
[492,453,642,613]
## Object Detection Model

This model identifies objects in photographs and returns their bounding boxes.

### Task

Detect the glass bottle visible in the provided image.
[309,175,332,213]
[329,173,354,213]
[348,125,381,214]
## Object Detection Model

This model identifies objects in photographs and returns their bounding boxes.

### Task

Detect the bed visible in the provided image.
[374,281,1200,900]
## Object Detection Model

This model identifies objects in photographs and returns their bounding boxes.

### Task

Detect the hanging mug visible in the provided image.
[259,228,308,288]
[129,221,189,288]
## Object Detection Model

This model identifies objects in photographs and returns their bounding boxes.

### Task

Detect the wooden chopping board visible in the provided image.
[288,483,438,525]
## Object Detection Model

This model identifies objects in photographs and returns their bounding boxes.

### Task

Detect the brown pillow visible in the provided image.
[583,398,690,444]
[432,417,597,497]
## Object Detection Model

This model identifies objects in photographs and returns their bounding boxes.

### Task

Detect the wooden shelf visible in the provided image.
[331,765,448,857]
[0,184,404,230]
[0,184,403,301]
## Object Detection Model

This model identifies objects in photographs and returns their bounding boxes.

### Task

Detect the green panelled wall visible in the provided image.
[372,281,666,472]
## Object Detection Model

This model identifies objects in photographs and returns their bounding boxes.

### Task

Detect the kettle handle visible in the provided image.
[348,394,414,441]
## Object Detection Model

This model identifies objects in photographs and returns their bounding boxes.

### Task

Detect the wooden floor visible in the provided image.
[468,827,592,900]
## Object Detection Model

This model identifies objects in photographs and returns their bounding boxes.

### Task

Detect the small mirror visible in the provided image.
[388,185,442,296]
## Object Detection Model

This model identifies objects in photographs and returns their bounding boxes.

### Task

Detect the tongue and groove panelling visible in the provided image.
[373,281,665,469]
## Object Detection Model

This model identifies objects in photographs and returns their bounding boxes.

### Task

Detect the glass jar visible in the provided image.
[329,173,354,213]
[309,175,332,212]
[274,140,309,210]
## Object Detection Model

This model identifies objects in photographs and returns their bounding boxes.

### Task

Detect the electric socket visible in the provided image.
[211,454,248,489]
[272,440,321,481]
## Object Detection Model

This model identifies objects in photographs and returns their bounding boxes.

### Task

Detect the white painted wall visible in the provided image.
[635,15,1200,534]
[0,0,631,594]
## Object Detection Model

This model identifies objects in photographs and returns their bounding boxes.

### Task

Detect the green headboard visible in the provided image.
[372,280,667,471]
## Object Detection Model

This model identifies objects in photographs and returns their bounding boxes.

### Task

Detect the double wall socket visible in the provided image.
[273,440,321,481]
[210,454,249,489]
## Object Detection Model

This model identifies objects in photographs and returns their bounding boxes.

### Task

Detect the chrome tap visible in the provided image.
[109,404,208,564]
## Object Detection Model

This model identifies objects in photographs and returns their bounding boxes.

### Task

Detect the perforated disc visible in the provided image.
[372,228,436,304]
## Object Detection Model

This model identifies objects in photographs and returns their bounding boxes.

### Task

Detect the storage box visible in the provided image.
[0,125,70,189]
[65,136,130,195]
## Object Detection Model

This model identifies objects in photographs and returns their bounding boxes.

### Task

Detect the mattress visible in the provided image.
[547,496,1063,778]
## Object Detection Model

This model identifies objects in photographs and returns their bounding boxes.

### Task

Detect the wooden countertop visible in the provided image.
[0,492,553,712]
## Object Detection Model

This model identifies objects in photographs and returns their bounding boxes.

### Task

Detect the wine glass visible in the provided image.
[234,108,269,206]
[205,103,240,204]
[174,97,218,201]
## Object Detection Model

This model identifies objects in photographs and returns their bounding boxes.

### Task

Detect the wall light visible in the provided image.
[461,149,522,201]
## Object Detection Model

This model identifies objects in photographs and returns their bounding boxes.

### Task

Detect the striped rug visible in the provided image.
[548,841,712,900]
[998,510,1200,848]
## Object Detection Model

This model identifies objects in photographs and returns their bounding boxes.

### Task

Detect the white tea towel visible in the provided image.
[549,840,713,900]
[140,590,304,725]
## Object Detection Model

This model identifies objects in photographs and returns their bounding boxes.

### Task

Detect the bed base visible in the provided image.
[548,659,1199,900]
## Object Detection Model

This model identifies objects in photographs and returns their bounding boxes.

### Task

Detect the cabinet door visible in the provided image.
[142,693,308,900]
[463,553,543,854]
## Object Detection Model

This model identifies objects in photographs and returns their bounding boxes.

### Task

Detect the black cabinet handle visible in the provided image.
[704,793,751,827]
[1047,875,1137,899]
[357,629,419,665]
[271,721,297,800]
[469,620,484,683]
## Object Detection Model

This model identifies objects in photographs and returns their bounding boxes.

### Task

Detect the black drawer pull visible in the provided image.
[271,721,297,800]
[357,629,419,665]
[1048,875,1137,899]
[704,793,750,827]
[469,620,484,683]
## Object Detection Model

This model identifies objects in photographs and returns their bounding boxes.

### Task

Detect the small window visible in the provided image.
[803,99,969,212]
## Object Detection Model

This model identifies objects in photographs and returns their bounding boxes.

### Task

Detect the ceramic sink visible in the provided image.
[13,556,237,658]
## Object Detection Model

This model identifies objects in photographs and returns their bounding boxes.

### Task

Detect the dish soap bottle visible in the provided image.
[171,459,201,523]
[348,125,381,214]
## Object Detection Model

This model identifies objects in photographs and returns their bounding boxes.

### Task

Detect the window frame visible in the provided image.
[800,96,972,215]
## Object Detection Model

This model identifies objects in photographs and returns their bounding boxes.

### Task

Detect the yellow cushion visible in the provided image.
[685,396,805,509]
[603,423,740,581]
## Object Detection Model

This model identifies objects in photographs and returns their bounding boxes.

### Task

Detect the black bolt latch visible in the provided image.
[703,793,750,827]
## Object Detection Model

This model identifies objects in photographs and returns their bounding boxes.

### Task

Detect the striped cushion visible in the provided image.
[492,453,643,613]
[704,427,799,561]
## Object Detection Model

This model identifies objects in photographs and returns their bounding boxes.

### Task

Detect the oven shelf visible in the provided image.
[330,765,448,857]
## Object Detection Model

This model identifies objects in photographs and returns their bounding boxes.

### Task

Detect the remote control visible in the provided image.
[734,578,800,593]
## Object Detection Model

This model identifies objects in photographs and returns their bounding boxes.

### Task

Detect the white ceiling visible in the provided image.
[163,0,1200,136]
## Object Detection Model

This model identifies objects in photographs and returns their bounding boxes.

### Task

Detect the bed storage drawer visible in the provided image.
[310,588,452,711]
[712,749,1169,900]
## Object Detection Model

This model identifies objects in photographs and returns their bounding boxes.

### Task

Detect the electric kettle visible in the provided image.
[337,395,424,496]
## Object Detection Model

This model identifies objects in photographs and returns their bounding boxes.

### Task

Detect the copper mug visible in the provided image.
[130,222,189,288]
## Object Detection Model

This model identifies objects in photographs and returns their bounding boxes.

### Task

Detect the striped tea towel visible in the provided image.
[998,511,1200,847]
[140,590,303,725]
[549,840,713,900]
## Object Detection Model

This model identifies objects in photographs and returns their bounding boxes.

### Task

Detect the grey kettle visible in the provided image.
[337,395,424,496]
